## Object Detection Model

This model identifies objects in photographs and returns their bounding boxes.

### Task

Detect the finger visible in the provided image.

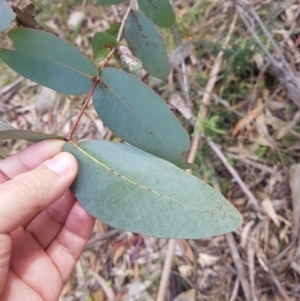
[0,140,65,183]
[0,233,11,295]
[47,202,95,283]
[0,270,43,301]
[7,203,94,301]
[25,190,77,249]
[0,152,77,294]
[0,169,10,184]
[0,152,77,234]
[8,227,62,301]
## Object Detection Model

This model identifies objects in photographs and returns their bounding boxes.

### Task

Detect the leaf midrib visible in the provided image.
[1,49,96,79]
[101,80,173,153]
[72,142,201,211]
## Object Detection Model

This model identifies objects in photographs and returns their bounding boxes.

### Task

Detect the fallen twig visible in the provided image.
[226,232,253,301]
[208,139,259,208]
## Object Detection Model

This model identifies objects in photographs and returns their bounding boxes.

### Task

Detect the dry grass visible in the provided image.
[1,0,300,300]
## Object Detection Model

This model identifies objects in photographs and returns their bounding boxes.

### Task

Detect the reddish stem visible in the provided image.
[97,0,134,72]
[64,78,100,141]
[99,47,116,71]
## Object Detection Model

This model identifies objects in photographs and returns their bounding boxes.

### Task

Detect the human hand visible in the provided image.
[0,140,95,301]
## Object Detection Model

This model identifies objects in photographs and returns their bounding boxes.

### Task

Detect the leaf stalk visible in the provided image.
[64,78,100,141]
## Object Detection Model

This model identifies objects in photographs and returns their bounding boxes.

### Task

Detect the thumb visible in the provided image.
[0,152,78,234]
[0,152,77,295]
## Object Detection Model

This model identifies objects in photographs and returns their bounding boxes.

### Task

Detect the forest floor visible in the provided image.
[1,0,300,300]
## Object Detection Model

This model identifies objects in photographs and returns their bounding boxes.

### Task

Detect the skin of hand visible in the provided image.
[0,140,96,301]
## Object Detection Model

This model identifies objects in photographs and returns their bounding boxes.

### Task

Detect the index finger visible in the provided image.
[0,140,66,182]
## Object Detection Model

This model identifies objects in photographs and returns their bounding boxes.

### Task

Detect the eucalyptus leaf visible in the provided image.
[95,68,192,169]
[98,0,126,5]
[0,28,98,95]
[92,32,118,63]
[64,140,242,239]
[137,0,175,28]
[125,10,170,80]
[0,121,63,142]
[0,0,15,32]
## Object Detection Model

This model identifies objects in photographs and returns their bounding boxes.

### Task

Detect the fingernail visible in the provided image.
[44,153,71,175]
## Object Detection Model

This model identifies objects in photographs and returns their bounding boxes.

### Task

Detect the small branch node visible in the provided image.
[98,0,135,72]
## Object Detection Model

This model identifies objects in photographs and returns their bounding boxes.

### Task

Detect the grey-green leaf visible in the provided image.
[0,28,98,95]
[98,0,126,5]
[0,0,15,32]
[92,32,118,63]
[125,10,170,79]
[0,121,63,142]
[64,140,242,239]
[137,0,175,27]
[95,68,192,169]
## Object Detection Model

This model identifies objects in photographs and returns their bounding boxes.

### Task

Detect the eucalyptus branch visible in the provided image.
[99,0,135,70]
[116,0,134,42]
[0,0,243,276]
[66,0,136,140]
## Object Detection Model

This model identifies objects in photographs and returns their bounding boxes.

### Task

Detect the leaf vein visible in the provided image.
[10,50,96,79]
[100,81,170,151]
